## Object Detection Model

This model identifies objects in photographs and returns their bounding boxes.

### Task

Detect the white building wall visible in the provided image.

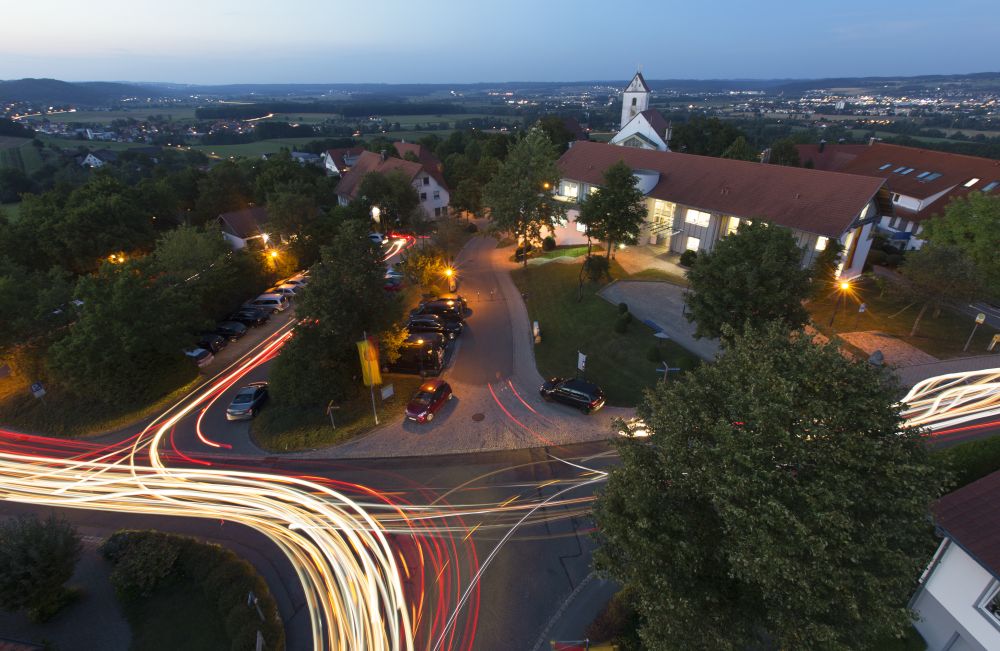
[413,173,450,218]
[916,542,1000,651]
[610,115,669,151]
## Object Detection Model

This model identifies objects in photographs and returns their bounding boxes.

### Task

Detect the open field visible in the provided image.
[38,135,157,152]
[0,139,44,174]
[33,108,199,123]
[511,260,701,407]
[190,137,321,158]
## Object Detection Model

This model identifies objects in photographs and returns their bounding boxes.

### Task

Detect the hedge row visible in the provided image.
[935,435,1000,489]
[101,530,285,651]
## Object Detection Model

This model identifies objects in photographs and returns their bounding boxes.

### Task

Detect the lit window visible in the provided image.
[685,209,711,228]
[965,178,980,188]
[978,582,1000,625]
[589,186,599,195]
[726,217,741,236]
[878,163,892,170]
[562,181,579,198]
[900,168,914,175]
[815,236,829,251]
[916,171,930,179]
[982,181,999,192]
[686,236,700,251]
[892,166,906,173]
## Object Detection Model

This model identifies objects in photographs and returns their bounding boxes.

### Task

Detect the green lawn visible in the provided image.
[38,135,157,152]
[808,276,1000,359]
[190,137,321,159]
[511,261,701,407]
[251,374,425,452]
[124,579,230,651]
[39,108,198,123]
[0,138,43,174]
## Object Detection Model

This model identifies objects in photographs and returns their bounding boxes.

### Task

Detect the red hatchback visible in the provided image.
[405,379,453,423]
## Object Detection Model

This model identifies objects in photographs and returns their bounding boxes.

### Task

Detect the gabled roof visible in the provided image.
[323,147,365,172]
[639,109,670,138]
[934,470,1000,579]
[335,151,422,201]
[796,143,867,171]
[625,71,650,93]
[802,142,1000,221]
[558,141,886,238]
[91,149,118,162]
[394,141,449,190]
[218,206,268,240]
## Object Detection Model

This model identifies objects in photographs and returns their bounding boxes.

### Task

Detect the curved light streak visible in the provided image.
[901,368,1000,431]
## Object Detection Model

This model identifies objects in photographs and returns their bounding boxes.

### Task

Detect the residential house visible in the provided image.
[290,151,322,167]
[796,141,1000,249]
[609,71,671,151]
[321,147,365,176]
[336,145,450,219]
[78,149,119,168]
[218,206,270,250]
[911,470,1000,650]
[555,141,889,278]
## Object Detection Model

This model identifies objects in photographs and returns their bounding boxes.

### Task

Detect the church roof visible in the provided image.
[626,71,650,92]
[558,141,886,238]
[639,109,670,137]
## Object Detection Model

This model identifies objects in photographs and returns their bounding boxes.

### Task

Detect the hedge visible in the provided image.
[101,530,285,651]
[935,436,1000,489]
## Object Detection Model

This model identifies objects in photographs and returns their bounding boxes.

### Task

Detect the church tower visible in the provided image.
[620,70,650,129]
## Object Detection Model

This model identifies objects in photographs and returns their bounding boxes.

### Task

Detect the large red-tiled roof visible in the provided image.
[335,151,422,201]
[639,109,670,139]
[218,206,268,239]
[394,142,449,190]
[558,141,885,238]
[796,143,868,171]
[802,142,1000,221]
[934,470,1000,578]
[324,146,364,172]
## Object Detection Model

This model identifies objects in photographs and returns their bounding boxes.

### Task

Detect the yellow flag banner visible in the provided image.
[356,337,382,387]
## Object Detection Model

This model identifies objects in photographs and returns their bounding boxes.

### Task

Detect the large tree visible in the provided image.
[357,170,422,230]
[921,192,1000,299]
[769,137,801,166]
[576,160,647,259]
[593,323,942,651]
[669,116,746,157]
[483,128,565,266]
[685,221,812,338]
[895,244,981,336]
[0,515,82,622]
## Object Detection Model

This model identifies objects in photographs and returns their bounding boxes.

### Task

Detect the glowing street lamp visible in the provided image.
[371,205,381,225]
[828,278,853,328]
[444,267,456,292]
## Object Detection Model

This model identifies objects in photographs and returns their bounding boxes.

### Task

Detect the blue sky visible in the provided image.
[1,0,997,83]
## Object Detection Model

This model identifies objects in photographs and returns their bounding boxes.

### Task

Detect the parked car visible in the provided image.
[405,331,447,350]
[539,377,606,414]
[388,340,445,376]
[412,300,464,326]
[214,321,248,341]
[405,379,453,423]
[246,293,289,313]
[384,275,405,292]
[267,284,299,299]
[197,333,227,353]
[227,308,270,327]
[407,314,461,339]
[431,294,468,313]
[184,347,214,369]
[225,381,269,421]
[281,275,309,288]
[369,232,385,245]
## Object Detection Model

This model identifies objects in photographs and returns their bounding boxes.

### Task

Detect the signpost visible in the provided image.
[30,381,45,399]
[380,384,394,400]
[326,401,340,429]
[964,312,987,352]
[577,352,587,374]
[989,333,1000,353]
[659,362,681,382]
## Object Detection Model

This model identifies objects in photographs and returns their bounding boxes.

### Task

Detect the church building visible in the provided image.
[609,71,672,151]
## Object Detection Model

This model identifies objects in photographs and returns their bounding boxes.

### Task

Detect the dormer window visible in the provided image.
[878,163,892,170]
[965,178,980,188]
[982,181,999,192]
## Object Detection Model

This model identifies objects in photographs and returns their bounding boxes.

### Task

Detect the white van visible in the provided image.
[246,293,289,313]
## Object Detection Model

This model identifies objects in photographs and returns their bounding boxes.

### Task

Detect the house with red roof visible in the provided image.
[609,71,671,151]
[911,470,1000,650]
[321,147,365,177]
[218,206,270,250]
[796,141,1000,249]
[556,141,889,277]
[335,144,450,219]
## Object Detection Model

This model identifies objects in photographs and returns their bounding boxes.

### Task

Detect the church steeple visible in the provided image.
[620,70,651,129]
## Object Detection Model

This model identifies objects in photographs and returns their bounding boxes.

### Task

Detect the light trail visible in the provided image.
[901,368,1000,432]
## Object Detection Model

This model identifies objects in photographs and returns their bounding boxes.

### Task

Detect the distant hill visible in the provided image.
[0,78,171,105]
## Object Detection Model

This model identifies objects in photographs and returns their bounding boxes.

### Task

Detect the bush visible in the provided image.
[884,253,904,267]
[866,249,888,269]
[586,590,644,650]
[465,222,478,233]
[514,243,534,261]
[614,313,630,333]
[679,249,698,267]
[646,345,663,362]
[0,515,82,622]
[102,531,179,599]
[618,302,629,315]
[542,235,556,251]
[583,255,611,282]
[936,436,1000,489]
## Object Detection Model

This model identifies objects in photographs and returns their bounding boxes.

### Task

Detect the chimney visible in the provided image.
[868,137,880,146]
[380,150,386,162]
[818,139,826,153]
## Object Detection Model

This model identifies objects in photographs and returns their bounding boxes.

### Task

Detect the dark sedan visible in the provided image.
[539,377,606,414]
[197,333,227,354]
[225,381,269,421]
[412,300,464,325]
[405,379,453,423]
[407,314,461,339]
[227,308,270,327]
[214,321,248,341]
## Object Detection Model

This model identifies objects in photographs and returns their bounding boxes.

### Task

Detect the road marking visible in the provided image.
[462,522,482,542]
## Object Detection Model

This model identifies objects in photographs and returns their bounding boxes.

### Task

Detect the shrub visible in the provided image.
[884,253,904,267]
[514,243,534,261]
[646,345,663,362]
[679,249,698,267]
[618,302,629,315]
[103,531,179,599]
[936,436,1000,489]
[583,255,611,282]
[866,249,888,269]
[614,314,630,333]
[586,590,644,650]
[0,515,81,622]
[542,235,556,251]
[465,222,478,233]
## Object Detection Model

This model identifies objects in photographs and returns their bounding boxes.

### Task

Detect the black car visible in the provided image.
[214,321,248,341]
[405,331,447,350]
[407,314,461,339]
[539,377,606,414]
[387,340,445,376]
[432,294,469,314]
[227,308,270,327]
[412,300,464,325]
[225,381,269,421]
[197,333,227,353]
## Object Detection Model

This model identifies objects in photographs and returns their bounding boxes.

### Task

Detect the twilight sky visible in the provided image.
[1,0,997,84]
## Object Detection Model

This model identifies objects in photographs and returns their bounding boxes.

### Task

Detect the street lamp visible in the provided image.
[828,279,853,328]
[371,205,381,226]
[416,339,425,377]
[444,267,456,292]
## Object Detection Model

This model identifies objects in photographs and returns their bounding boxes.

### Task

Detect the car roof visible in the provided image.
[255,293,284,300]
[564,378,600,392]
[418,379,445,392]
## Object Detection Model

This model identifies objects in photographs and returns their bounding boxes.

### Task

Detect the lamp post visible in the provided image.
[444,267,456,292]
[371,205,381,231]
[828,279,852,328]
[416,338,424,377]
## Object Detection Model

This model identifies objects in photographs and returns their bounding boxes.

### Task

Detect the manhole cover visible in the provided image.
[471,413,485,422]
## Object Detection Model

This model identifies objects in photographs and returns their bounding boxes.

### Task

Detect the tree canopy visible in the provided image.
[921,192,1000,299]
[685,221,812,338]
[669,116,746,157]
[0,515,81,622]
[577,160,647,257]
[895,244,982,336]
[593,323,942,651]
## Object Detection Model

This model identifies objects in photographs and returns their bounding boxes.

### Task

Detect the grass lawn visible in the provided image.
[0,138,43,175]
[622,266,689,286]
[190,137,321,159]
[38,135,157,152]
[808,276,1000,359]
[251,374,425,452]
[40,108,199,123]
[124,578,230,651]
[511,261,701,407]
